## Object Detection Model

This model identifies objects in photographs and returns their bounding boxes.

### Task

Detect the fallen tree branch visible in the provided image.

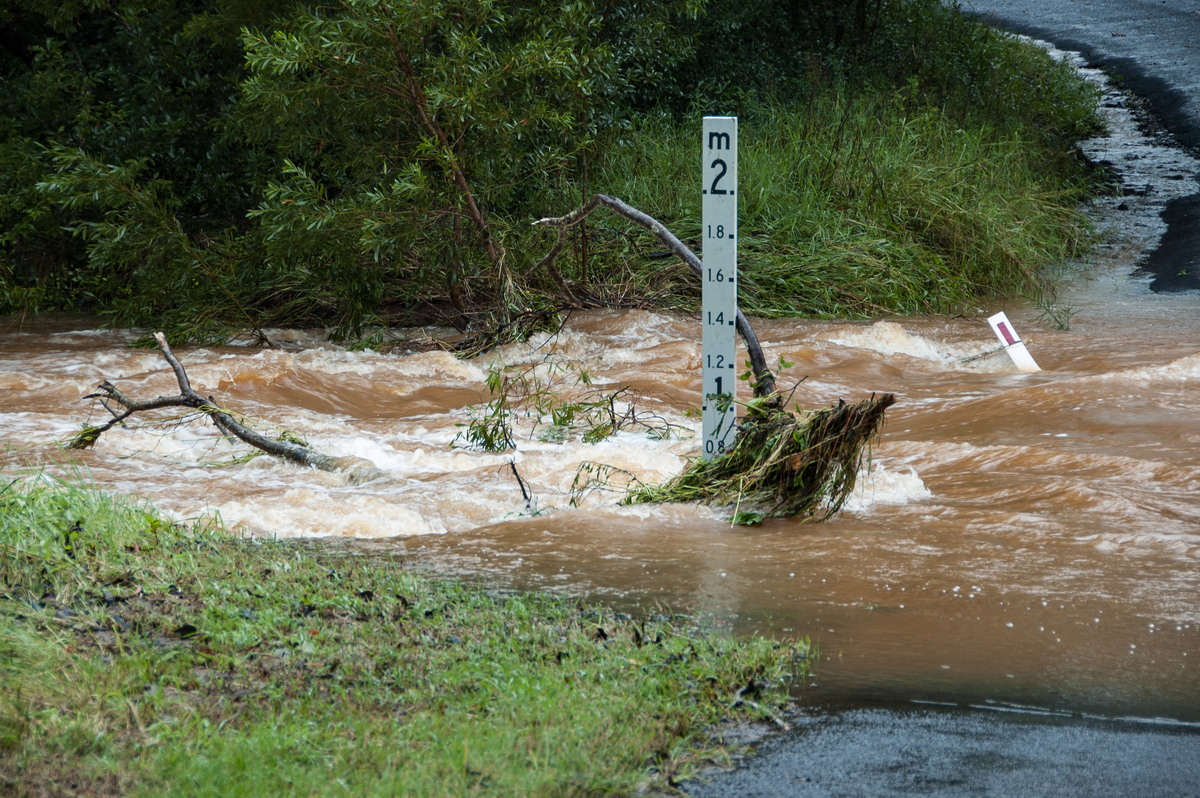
[534,193,777,399]
[66,332,382,485]
[532,222,586,307]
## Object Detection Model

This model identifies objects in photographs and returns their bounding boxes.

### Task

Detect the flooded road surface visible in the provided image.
[5,286,1198,724]
[3,48,1200,732]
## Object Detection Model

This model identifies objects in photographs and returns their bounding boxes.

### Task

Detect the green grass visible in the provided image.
[0,473,807,796]
[537,21,1104,321]
[1,2,1104,343]
[569,87,1096,319]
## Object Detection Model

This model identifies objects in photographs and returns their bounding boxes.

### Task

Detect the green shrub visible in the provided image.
[0,0,1099,339]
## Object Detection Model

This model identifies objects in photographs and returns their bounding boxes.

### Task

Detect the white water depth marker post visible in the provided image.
[701,116,738,459]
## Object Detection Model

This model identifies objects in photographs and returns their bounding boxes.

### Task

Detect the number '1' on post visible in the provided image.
[701,116,737,460]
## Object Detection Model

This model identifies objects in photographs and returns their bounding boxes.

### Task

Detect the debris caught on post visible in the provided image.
[623,393,895,522]
[537,195,895,522]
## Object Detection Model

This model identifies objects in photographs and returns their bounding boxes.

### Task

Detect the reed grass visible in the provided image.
[564,88,1095,318]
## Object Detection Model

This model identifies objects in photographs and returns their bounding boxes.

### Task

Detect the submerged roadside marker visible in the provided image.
[986,311,1041,372]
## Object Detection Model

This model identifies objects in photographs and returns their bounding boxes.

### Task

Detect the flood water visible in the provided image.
[3,53,1199,726]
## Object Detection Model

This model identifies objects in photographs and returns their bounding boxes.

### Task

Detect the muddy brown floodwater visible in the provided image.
[400,294,1200,723]
[2,46,1198,729]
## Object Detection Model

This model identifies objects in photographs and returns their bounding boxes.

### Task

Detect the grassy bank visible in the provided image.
[575,92,1097,319]
[0,473,805,796]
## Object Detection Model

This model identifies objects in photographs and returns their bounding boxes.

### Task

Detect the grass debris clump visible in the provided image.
[627,393,895,523]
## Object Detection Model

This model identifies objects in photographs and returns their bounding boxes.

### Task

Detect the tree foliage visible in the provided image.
[0,0,1099,341]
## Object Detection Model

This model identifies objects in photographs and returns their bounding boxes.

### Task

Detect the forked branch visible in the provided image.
[537,195,897,522]
[67,332,382,484]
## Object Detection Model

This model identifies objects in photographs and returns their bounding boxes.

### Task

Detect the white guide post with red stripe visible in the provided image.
[987,311,1041,372]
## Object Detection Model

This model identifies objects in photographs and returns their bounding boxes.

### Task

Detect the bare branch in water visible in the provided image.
[536,196,896,521]
[66,332,382,484]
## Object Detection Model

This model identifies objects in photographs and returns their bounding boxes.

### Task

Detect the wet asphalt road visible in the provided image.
[682,3,1200,795]
[684,704,1200,798]
[963,0,1200,149]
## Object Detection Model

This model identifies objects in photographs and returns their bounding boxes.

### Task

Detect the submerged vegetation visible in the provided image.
[0,473,805,795]
[0,0,1100,343]
[626,393,896,523]
[453,358,685,454]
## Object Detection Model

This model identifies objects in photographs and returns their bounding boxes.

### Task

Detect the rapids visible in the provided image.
[2,45,1198,724]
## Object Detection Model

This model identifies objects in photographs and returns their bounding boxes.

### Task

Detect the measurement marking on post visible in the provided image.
[702,117,738,459]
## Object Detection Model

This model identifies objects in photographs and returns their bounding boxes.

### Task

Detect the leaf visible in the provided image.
[175,623,201,639]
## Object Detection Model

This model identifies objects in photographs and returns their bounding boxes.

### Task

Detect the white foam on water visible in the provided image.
[597,309,692,344]
[183,346,489,396]
[186,349,297,389]
[0,372,54,393]
[0,412,81,444]
[486,328,595,367]
[481,313,693,376]
[99,425,243,464]
[335,435,509,476]
[842,462,933,513]
[597,339,699,368]
[827,321,994,368]
[85,351,164,377]
[0,351,165,396]
[296,347,487,382]
[217,489,446,538]
[517,429,692,498]
[255,328,338,348]
[1096,352,1200,385]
